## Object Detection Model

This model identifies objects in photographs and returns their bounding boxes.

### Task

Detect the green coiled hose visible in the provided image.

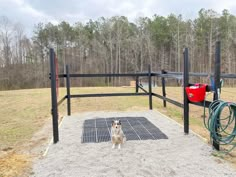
[203,100,236,153]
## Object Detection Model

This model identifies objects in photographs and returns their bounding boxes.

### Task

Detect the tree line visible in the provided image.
[0,9,236,90]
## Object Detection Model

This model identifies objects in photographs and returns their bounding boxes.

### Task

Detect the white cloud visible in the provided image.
[213,0,236,11]
[10,0,58,24]
[1,0,236,36]
[0,0,59,35]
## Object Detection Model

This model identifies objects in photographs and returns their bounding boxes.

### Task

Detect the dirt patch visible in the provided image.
[0,117,53,177]
[0,152,31,177]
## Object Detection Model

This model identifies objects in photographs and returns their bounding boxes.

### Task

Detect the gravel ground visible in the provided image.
[31,110,236,177]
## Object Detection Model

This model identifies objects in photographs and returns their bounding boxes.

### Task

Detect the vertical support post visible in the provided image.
[49,48,59,143]
[148,65,153,110]
[135,75,139,93]
[183,48,189,134]
[66,65,71,116]
[161,69,167,107]
[213,41,221,151]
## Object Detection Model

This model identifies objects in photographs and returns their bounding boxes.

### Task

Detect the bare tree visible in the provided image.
[0,16,13,66]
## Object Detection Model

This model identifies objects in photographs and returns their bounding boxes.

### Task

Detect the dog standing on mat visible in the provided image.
[111,120,126,149]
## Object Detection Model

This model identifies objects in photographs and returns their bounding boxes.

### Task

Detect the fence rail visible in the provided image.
[70,93,148,98]
[58,73,149,78]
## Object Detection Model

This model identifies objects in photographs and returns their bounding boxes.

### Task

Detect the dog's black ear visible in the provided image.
[118,120,121,125]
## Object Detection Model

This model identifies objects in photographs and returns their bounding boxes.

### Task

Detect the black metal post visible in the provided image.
[183,48,189,134]
[135,76,139,93]
[161,70,167,107]
[213,41,221,151]
[66,65,71,116]
[50,48,59,143]
[148,65,153,110]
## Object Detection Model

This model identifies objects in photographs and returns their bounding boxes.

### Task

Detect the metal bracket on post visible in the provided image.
[183,48,189,134]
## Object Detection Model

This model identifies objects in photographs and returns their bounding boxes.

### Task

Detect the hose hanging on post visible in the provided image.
[204,100,236,153]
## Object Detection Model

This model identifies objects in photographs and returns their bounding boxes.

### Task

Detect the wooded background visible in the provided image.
[0,9,236,90]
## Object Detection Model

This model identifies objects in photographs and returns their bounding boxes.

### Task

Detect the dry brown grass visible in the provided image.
[0,89,52,177]
[0,86,235,176]
[0,152,31,177]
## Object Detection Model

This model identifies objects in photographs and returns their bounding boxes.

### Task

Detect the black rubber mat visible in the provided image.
[81,117,168,143]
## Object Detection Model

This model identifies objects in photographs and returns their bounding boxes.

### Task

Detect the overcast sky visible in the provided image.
[1,0,236,36]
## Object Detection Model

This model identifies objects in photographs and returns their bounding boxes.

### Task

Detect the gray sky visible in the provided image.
[1,0,236,36]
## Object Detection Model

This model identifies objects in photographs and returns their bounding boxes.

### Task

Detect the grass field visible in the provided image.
[0,87,236,176]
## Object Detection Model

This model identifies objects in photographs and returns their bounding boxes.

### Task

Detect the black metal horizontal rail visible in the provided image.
[70,92,148,98]
[152,93,184,108]
[154,73,182,78]
[57,96,67,106]
[189,100,212,108]
[221,73,236,79]
[58,73,149,78]
[154,72,236,79]
[58,71,236,79]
